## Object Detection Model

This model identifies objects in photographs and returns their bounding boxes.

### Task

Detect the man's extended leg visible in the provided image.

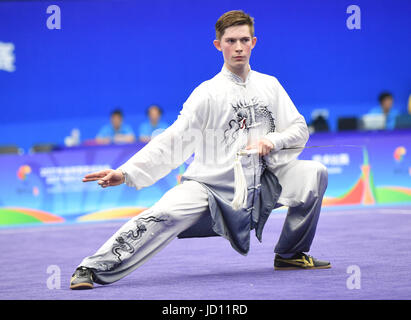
[70,180,209,288]
[267,159,330,269]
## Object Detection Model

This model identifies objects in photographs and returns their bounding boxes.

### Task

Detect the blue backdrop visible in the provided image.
[0,0,410,151]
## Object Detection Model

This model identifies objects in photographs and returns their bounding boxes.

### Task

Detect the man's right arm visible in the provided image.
[117,86,209,190]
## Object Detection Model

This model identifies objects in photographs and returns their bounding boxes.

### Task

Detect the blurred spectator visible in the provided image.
[96,109,136,145]
[138,104,169,142]
[367,92,399,130]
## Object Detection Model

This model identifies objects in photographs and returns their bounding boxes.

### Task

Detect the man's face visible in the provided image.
[381,97,393,113]
[213,25,257,71]
[148,107,161,123]
[111,114,123,130]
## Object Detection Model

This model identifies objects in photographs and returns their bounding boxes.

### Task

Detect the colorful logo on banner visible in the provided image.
[17,165,31,180]
[16,164,40,196]
[394,146,406,162]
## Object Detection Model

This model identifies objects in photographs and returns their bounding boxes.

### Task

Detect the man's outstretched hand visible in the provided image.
[82,169,125,188]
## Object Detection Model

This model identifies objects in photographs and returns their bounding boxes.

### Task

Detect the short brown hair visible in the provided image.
[215,10,255,40]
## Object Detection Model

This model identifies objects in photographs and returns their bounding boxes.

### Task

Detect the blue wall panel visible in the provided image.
[0,0,410,151]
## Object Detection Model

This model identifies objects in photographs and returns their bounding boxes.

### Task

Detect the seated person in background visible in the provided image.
[96,109,136,145]
[138,104,169,143]
[367,92,399,130]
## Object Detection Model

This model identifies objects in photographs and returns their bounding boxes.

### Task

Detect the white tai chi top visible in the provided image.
[118,65,309,192]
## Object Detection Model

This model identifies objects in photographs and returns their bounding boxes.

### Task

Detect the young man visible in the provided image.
[138,104,169,143]
[70,10,330,290]
[367,92,399,130]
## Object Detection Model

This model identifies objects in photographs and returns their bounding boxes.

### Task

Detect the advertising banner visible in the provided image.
[1,131,410,226]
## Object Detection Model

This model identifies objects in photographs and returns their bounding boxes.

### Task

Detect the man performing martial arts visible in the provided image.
[70,10,330,290]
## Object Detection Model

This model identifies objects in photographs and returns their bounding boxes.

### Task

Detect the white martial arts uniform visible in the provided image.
[79,65,328,284]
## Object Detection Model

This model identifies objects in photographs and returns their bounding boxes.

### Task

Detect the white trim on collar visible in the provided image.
[221,64,252,86]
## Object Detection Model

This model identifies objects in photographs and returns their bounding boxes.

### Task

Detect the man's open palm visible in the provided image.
[82,169,124,188]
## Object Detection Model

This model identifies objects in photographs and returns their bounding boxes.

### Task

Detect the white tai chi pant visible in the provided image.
[79,160,327,284]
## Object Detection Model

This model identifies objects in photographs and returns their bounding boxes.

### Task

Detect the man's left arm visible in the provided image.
[264,78,309,152]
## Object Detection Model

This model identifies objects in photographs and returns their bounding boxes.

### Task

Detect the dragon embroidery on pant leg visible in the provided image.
[139,216,167,223]
[111,216,168,263]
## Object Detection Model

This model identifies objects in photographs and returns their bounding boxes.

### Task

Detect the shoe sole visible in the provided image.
[70,282,94,290]
[274,265,332,270]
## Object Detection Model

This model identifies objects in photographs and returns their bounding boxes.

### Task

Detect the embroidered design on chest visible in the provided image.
[223,97,276,148]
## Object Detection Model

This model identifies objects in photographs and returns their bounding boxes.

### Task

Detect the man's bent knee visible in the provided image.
[312,161,328,195]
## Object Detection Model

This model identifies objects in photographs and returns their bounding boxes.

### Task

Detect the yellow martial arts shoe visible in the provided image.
[274,253,331,270]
